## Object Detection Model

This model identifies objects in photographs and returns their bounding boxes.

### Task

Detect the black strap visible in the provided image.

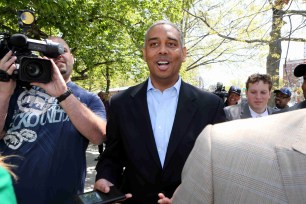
[56,87,73,103]
[0,70,11,82]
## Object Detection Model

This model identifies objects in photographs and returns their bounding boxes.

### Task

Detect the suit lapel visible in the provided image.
[275,119,306,203]
[163,82,197,169]
[130,81,161,168]
[267,106,274,115]
[241,102,251,119]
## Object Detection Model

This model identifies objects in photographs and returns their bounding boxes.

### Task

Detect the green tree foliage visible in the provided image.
[0,0,194,93]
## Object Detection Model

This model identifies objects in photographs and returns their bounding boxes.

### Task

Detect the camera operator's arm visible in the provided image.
[0,51,17,139]
[32,59,106,145]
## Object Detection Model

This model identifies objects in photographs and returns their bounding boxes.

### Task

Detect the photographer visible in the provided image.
[213,82,227,101]
[0,37,106,204]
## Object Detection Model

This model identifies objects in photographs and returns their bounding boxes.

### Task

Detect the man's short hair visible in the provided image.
[246,73,272,91]
[144,20,185,47]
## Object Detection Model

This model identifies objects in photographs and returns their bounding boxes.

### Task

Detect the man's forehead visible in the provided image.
[49,37,68,47]
[248,81,270,89]
[147,24,179,37]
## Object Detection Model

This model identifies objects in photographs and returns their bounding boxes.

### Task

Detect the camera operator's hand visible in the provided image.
[0,51,17,138]
[31,57,68,97]
[0,51,17,97]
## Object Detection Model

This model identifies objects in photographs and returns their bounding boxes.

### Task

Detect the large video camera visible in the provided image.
[0,10,64,85]
[213,82,228,101]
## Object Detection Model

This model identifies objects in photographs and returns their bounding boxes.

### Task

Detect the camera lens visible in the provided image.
[25,62,43,77]
[19,57,52,83]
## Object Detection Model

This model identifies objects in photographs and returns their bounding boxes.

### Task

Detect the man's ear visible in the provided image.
[182,47,187,62]
[142,48,147,62]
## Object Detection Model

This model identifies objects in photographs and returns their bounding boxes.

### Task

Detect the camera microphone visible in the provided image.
[9,34,64,58]
[9,34,27,47]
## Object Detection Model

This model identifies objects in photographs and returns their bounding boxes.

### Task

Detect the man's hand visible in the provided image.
[158,193,172,204]
[94,179,132,202]
[0,51,17,97]
[94,178,114,193]
[31,57,68,97]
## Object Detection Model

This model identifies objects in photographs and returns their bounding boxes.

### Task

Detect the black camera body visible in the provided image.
[0,10,64,85]
[0,33,64,84]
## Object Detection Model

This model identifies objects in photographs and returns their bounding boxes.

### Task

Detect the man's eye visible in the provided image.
[168,43,177,47]
[150,42,158,47]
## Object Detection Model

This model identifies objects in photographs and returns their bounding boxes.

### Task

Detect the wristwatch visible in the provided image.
[56,88,72,103]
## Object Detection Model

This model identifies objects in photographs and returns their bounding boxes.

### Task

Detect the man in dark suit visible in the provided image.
[94,20,226,203]
[224,73,275,120]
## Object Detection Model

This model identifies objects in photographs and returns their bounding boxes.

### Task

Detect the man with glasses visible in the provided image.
[273,87,291,110]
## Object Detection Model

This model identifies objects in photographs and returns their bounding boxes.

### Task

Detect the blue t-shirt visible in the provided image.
[0,81,106,204]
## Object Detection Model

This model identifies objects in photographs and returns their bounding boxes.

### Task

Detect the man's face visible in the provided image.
[142,24,186,90]
[49,37,74,81]
[302,75,306,99]
[274,92,290,109]
[227,92,240,106]
[246,81,271,113]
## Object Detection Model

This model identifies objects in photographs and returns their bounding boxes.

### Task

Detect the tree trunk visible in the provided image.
[105,65,111,95]
[266,7,285,88]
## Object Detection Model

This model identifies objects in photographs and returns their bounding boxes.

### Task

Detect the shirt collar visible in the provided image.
[147,76,181,93]
[249,106,269,118]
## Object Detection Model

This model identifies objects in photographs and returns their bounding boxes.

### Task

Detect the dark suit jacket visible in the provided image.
[224,101,275,121]
[95,80,226,204]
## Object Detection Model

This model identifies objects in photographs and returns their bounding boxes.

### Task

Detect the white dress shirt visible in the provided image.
[147,77,181,167]
[249,106,269,118]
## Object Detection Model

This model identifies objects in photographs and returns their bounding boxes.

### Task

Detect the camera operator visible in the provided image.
[213,82,227,101]
[0,37,107,204]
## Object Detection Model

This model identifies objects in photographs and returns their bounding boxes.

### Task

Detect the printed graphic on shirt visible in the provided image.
[3,87,70,150]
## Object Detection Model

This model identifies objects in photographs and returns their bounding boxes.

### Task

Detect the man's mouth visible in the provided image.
[157,61,170,70]
[254,101,263,105]
[157,61,169,65]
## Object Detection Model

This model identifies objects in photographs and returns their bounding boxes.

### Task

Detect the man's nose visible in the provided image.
[255,93,261,98]
[158,44,168,54]
[53,54,63,61]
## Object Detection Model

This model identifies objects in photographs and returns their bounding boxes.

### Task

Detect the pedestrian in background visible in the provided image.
[224,73,275,120]
[273,87,291,110]
[279,64,306,111]
[224,85,241,107]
